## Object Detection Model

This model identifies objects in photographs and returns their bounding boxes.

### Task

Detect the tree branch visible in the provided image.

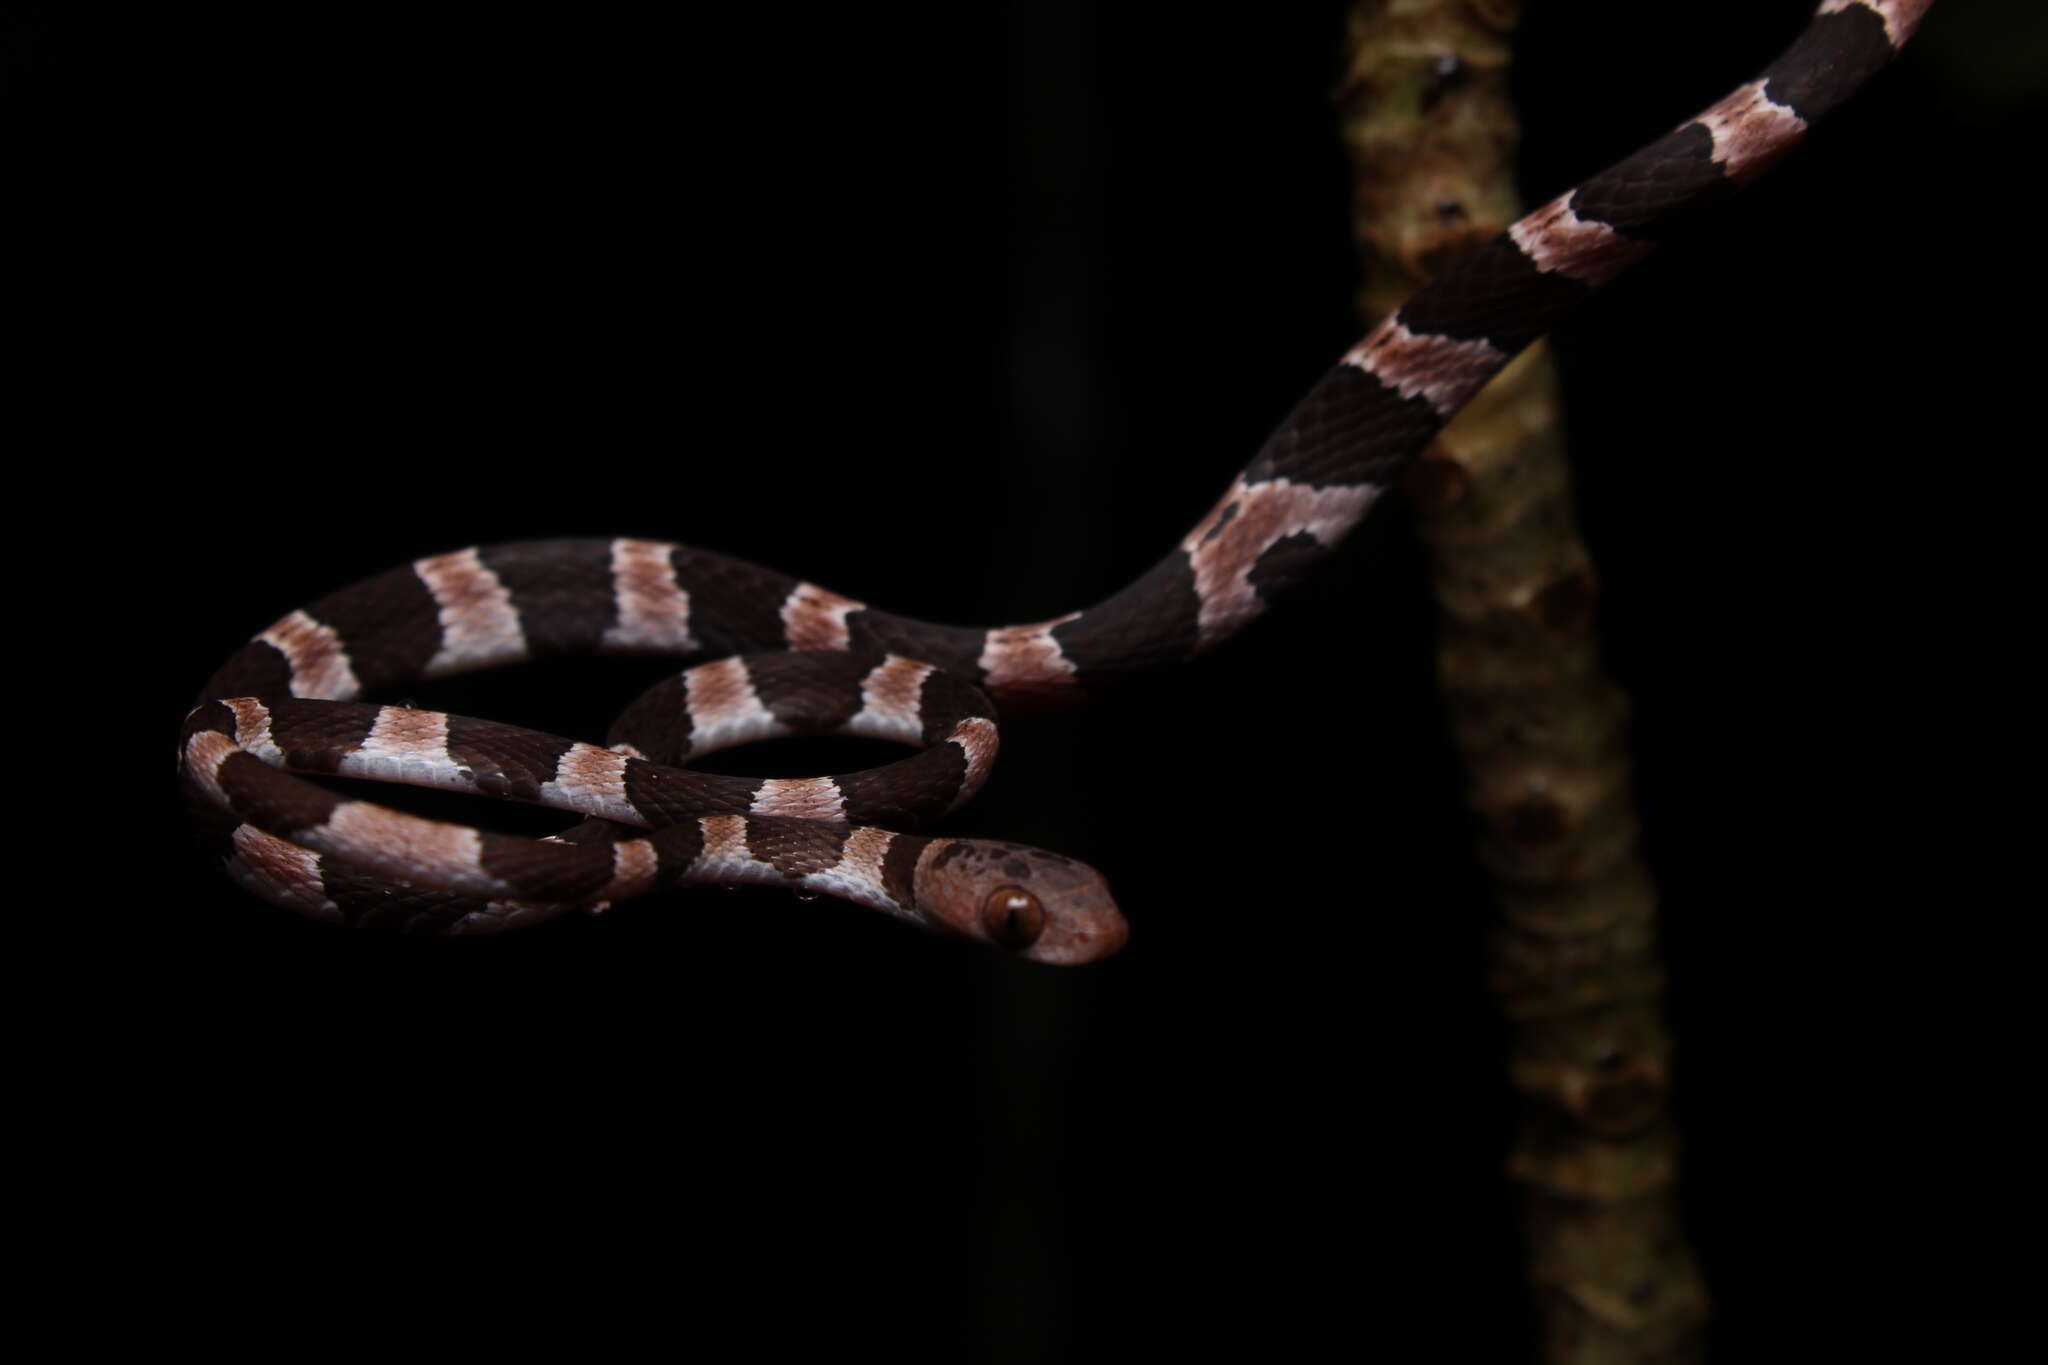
[1337,4,1708,1359]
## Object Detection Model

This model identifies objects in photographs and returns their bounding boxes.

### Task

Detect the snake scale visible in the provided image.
[179,1,1933,964]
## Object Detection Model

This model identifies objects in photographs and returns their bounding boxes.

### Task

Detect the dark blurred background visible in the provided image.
[14,2,2042,1359]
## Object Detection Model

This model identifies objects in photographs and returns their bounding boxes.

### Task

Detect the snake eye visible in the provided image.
[981,884,1046,949]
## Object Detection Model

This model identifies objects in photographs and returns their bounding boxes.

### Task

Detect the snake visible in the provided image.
[177,1,1932,965]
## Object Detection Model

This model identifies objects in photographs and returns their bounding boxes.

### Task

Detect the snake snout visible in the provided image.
[1028,894,1129,966]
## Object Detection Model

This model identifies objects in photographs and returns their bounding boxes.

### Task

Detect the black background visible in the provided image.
[15,2,2042,1359]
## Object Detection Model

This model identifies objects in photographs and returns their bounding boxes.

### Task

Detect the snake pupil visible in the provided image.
[982,885,1046,949]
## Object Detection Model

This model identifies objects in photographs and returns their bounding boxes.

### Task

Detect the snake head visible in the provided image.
[918,840,1127,965]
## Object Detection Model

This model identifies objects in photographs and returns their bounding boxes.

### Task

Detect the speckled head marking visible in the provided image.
[917,840,1127,966]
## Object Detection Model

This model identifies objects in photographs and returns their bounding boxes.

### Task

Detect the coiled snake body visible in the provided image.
[179,1,1931,964]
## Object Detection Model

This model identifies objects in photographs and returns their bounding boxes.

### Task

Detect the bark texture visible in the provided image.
[1336,4,1709,1360]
